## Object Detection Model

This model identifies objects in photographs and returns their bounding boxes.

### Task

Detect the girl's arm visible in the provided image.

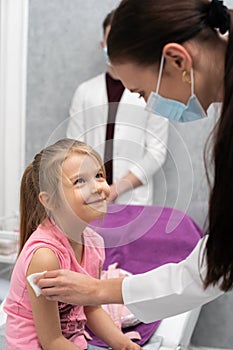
[26,248,81,350]
[85,306,141,350]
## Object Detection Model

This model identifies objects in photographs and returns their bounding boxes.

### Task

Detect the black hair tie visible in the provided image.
[207,0,230,34]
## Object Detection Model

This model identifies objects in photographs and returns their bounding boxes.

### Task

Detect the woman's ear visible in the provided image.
[162,43,192,71]
[38,191,53,210]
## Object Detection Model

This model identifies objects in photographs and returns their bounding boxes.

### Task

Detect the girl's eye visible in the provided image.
[74,178,85,185]
[96,172,104,179]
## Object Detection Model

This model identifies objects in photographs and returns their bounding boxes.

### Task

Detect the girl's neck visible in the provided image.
[69,236,84,265]
[51,215,86,264]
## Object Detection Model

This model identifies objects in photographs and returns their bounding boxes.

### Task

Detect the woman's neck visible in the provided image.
[183,35,227,111]
[196,36,227,110]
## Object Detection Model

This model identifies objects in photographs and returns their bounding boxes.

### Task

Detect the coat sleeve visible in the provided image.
[66,84,86,141]
[122,235,223,323]
[129,113,169,184]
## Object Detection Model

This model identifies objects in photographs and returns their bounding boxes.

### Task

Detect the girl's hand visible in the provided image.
[119,338,142,350]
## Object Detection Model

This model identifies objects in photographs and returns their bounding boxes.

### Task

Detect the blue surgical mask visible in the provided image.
[146,55,207,122]
[103,45,111,66]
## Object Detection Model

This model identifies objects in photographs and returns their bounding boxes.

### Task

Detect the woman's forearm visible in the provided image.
[97,278,124,304]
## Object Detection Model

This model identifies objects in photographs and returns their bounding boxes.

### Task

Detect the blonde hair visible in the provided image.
[19,138,105,254]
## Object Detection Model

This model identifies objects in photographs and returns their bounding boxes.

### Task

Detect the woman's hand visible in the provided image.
[36,270,99,305]
[35,269,124,305]
[108,173,141,202]
[108,183,119,202]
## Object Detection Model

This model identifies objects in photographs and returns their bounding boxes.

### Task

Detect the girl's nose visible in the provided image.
[91,182,102,194]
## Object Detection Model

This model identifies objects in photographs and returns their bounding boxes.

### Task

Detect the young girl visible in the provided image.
[4,138,141,350]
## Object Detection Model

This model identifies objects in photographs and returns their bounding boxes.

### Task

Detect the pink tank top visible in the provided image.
[4,219,105,349]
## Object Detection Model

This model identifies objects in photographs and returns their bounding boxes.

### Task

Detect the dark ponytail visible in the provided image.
[205,10,233,291]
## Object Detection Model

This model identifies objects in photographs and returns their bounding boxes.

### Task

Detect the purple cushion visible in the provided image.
[87,204,203,346]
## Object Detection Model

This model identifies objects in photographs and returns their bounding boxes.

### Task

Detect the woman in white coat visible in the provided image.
[67,11,168,206]
[37,0,233,322]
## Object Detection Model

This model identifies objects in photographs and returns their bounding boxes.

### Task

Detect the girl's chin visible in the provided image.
[89,201,107,213]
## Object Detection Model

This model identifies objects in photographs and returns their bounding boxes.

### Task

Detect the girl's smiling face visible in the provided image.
[60,152,110,224]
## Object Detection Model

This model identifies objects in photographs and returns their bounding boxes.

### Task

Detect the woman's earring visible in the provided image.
[182,70,191,84]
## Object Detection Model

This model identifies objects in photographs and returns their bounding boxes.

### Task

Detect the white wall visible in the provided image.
[0,0,28,228]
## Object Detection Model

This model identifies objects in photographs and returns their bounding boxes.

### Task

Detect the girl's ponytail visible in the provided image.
[18,160,47,255]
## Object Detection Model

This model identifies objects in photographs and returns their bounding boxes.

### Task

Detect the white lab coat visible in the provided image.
[122,235,223,323]
[67,73,169,205]
[120,105,224,322]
